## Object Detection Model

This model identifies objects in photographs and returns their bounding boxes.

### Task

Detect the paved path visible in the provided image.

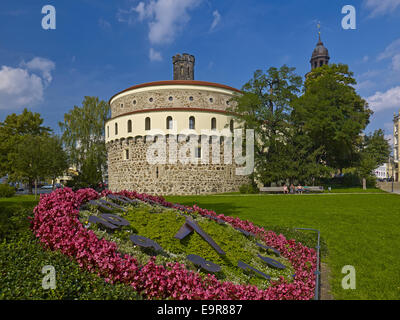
[377,182,400,194]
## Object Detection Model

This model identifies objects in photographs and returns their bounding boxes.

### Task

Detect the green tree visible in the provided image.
[9,135,47,195]
[0,109,51,177]
[59,96,110,188]
[42,135,69,190]
[293,64,372,173]
[229,66,305,186]
[356,129,391,189]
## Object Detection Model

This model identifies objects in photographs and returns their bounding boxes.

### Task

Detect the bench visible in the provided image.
[260,187,285,193]
[260,186,324,194]
[303,186,324,193]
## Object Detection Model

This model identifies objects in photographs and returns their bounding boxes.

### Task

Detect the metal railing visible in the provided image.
[294,228,321,300]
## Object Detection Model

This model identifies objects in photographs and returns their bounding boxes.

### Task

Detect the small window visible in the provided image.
[166,116,173,130]
[189,96,194,101]
[115,123,118,135]
[230,119,234,132]
[107,126,109,138]
[145,117,151,131]
[211,118,217,130]
[209,97,213,103]
[226,100,230,105]
[133,100,137,105]
[169,96,173,101]
[195,146,201,159]
[189,116,195,130]
[149,98,153,102]
[127,120,132,133]
[120,103,124,108]
[156,166,159,178]
[125,149,130,160]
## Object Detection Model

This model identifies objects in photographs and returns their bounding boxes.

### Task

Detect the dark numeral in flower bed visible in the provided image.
[186,254,221,273]
[237,260,271,280]
[100,214,130,227]
[175,216,226,256]
[235,227,256,237]
[108,194,140,206]
[87,200,115,213]
[98,199,127,212]
[203,214,226,225]
[88,215,119,230]
[129,234,163,252]
[256,242,280,256]
[257,254,286,269]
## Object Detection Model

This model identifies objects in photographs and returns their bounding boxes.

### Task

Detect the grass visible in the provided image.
[165,193,400,300]
[323,187,386,193]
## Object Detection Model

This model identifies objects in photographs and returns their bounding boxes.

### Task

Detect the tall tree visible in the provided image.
[293,64,372,173]
[9,135,47,195]
[228,66,304,186]
[356,129,391,189]
[59,96,110,187]
[0,109,51,177]
[42,135,69,190]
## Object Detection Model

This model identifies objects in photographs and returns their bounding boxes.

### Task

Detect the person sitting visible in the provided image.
[297,184,304,194]
[290,184,295,194]
[283,184,288,194]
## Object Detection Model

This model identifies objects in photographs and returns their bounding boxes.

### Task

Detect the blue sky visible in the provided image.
[0,0,399,143]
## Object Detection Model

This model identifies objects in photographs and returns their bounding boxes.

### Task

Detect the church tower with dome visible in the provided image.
[310,25,330,70]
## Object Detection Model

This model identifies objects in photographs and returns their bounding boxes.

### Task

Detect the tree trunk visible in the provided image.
[28,179,33,195]
[362,178,367,190]
[34,179,38,199]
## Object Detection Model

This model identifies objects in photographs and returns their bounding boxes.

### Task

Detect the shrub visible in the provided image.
[239,183,259,194]
[0,184,16,198]
[320,172,377,188]
[0,231,142,300]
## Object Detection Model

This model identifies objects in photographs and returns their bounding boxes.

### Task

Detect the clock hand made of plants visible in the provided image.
[80,193,293,289]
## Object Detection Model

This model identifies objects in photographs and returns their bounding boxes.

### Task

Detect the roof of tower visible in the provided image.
[311,32,330,60]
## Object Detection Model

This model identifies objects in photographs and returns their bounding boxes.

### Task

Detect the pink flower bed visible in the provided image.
[31,187,317,300]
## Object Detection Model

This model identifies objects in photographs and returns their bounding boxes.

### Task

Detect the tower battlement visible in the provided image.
[173,53,195,80]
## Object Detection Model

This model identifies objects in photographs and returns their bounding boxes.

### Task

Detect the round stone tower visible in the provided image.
[105,54,250,195]
[173,53,195,80]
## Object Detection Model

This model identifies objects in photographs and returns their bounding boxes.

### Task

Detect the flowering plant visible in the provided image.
[31,187,316,300]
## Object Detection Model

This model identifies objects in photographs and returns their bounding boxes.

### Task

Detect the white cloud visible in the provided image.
[0,66,44,110]
[392,54,400,71]
[210,10,221,31]
[121,0,202,45]
[0,57,55,110]
[367,86,400,112]
[377,38,400,72]
[364,0,400,17]
[20,57,55,84]
[378,38,400,60]
[356,79,375,91]
[149,48,163,61]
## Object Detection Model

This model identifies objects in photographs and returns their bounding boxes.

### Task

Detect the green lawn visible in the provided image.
[165,193,400,300]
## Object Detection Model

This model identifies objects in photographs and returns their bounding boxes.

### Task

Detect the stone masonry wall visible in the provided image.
[111,88,237,118]
[106,136,250,195]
